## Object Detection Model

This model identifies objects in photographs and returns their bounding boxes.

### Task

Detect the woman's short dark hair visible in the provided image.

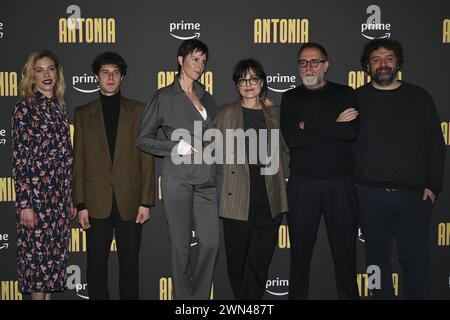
[92,51,127,76]
[232,58,267,95]
[297,42,328,60]
[360,39,404,72]
[177,39,209,73]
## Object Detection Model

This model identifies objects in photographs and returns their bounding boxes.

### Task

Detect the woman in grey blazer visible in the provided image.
[136,39,219,300]
[215,59,289,299]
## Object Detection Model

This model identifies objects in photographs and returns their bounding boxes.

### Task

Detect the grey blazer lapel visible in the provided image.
[173,79,209,127]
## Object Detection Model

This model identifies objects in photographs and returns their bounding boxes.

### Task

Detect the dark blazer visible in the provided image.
[73,97,155,221]
[215,101,289,221]
[136,78,217,185]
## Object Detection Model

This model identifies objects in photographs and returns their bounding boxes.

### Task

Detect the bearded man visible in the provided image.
[354,39,446,299]
[280,42,360,300]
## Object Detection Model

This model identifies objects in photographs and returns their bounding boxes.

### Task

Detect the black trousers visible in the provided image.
[222,165,283,300]
[286,175,359,300]
[86,193,143,300]
[357,185,431,299]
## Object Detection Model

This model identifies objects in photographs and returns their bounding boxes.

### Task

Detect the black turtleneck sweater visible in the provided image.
[280,81,359,178]
[353,81,446,194]
[101,91,121,160]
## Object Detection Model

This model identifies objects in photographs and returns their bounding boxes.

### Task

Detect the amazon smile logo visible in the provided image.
[361,5,392,40]
[67,265,89,299]
[265,277,289,296]
[0,233,8,250]
[267,73,296,93]
[72,73,99,94]
[358,227,365,243]
[169,20,201,40]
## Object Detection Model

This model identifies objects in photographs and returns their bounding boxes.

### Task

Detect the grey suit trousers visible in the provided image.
[161,173,220,300]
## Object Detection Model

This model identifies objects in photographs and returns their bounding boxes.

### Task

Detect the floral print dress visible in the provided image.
[11,91,73,293]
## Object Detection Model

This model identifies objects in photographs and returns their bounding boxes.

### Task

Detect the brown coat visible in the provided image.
[73,97,155,221]
[215,101,289,221]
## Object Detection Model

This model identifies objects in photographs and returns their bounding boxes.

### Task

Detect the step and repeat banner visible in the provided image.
[0,0,449,300]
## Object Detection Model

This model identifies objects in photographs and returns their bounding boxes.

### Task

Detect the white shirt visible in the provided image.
[177,107,207,155]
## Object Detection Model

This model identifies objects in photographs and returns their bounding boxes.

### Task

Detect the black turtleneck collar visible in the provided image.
[100,90,121,160]
[100,90,121,107]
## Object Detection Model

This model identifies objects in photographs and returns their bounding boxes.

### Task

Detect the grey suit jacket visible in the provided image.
[136,78,217,185]
[215,101,289,221]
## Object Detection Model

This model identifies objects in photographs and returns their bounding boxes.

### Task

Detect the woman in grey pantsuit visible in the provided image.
[136,39,219,300]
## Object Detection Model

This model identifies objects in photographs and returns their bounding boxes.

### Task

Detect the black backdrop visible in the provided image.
[0,0,449,300]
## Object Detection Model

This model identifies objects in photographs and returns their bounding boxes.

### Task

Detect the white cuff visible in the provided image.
[177,139,192,155]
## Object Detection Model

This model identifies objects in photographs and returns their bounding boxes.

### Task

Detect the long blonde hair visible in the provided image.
[19,49,66,106]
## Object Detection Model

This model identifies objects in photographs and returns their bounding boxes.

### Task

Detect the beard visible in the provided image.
[301,73,324,88]
[371,66,398,86]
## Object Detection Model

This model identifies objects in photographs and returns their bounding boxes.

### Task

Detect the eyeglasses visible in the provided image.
[237,77,260,87]
[297,59,326,68]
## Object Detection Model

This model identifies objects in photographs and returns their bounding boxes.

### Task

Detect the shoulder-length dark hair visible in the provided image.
[232,58,267,96]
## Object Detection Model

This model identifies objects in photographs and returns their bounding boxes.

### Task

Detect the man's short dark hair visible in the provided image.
[92,51,127,76]
[232,58,267,94]
[360,39,404,72]
[297,42,328,61]
[177,39,209,73]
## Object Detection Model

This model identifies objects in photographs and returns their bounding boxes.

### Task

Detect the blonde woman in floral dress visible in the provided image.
[11,50,76,300]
